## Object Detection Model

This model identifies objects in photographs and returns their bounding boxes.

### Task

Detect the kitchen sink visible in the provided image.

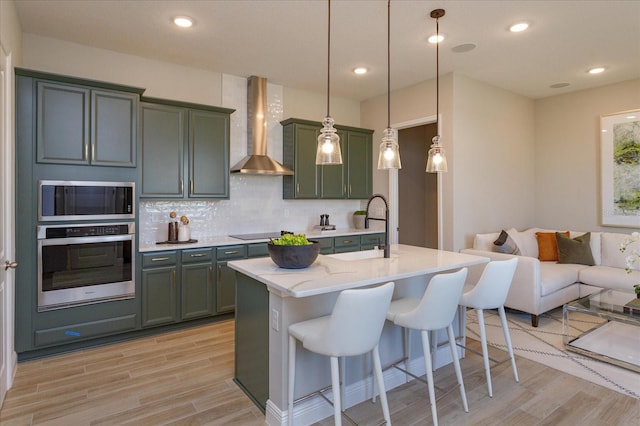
[327,249,397,261]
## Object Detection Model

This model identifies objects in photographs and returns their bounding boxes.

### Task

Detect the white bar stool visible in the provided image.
[287,282,395,426]
[459,257,519,397]
[386,269,469,426]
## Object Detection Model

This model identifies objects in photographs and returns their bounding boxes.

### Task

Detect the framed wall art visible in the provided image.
[601,109,640,227]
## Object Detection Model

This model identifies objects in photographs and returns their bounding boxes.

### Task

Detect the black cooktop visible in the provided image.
[229,231,286,241]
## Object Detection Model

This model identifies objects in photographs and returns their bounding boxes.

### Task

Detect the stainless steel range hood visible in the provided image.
[230,76,294,175]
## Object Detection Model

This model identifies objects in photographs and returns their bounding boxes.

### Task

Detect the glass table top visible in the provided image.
[566,288,640,325]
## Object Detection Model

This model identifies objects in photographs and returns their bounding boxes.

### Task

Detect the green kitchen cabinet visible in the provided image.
[281,118,373,199]
[36,80,138,167]
[313,237,335,254]
[141,252,179,327]
[360,233,386,251]
[140,98,234,199]
[334,235,361,253]
[216,245,248,313]
[181,248,215,320]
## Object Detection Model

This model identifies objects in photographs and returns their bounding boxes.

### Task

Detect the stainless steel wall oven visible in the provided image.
[37,222,135,311]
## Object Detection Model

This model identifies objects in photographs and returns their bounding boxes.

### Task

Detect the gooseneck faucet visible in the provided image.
[365,193,390,258]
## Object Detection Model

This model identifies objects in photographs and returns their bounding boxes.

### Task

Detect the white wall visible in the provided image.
[0,0,22,66]
[452,74,536,250]
[21,34,365,242]
[534,78,640,232]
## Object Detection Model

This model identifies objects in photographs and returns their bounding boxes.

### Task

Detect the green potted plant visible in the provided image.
[353,210,366,229]
[634,284,640,299]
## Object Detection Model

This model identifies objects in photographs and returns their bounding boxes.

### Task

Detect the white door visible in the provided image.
[0,44,17,407]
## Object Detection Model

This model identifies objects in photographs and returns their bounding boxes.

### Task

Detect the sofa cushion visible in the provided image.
[473,232,501,251]
[493,230,521,254]
[601,232,640,271]
[557,232,595,266]
[508,228,540,258]
[539,262,585,296]
[536,231,569,261]
[570,231,601,265]
[579,265,640,291]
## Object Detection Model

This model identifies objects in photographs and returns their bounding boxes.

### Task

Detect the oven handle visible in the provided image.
[39,234,133,246]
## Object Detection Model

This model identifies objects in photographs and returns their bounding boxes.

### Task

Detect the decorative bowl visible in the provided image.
[268,241,320,269]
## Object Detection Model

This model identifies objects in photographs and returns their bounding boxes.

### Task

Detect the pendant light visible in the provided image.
[377,0,401,170]
[426,9,448,173]
[316,0,343,165]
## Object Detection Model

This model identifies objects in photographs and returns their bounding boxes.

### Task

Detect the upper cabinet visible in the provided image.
[36,81,138,167]
[139,98,234,199]
[281,118,373,200]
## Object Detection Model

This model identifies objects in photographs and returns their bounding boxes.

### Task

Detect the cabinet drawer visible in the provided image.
[360,233,386,247]
[216,245,247,260]
[247,243,269,258]
[312,237,334,254]
[181,248,213,263]
[142,251,178,268]
[34,314,137,347]
[334,236,359,249]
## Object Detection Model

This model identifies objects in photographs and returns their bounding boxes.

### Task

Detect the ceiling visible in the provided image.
[13,0,640,101]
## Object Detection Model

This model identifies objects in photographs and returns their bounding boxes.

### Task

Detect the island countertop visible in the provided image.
[228,244,489,298]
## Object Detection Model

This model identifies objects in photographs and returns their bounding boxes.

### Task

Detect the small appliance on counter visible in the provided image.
[313,213,336,231]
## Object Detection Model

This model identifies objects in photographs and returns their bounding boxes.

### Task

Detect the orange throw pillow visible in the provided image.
[536,231,569,261]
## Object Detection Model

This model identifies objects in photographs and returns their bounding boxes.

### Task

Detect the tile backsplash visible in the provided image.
[138,74,365,244]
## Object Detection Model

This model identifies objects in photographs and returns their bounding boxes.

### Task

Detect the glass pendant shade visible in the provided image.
[378,127,401,169]
[425,135,448,172]
[316,116,342,165]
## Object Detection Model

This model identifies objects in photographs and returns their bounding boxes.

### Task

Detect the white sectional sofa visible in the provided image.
[461,228,640,327]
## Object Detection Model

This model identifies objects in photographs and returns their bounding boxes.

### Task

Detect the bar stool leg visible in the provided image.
[288,335,296,426]
[330,356,342,426]
[476,309,493,397]
[372,344,392,425]
[498,306,519,382]
[420,330,439,426]
[447,324,468,412]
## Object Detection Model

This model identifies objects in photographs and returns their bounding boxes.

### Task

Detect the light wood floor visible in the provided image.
[1,319,639,425]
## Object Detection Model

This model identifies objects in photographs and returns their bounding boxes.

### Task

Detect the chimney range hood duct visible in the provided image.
[230,76,294,175]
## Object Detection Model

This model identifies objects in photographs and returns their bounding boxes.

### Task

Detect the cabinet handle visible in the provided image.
[151,257,170,262]
[91,143,96,160]
[342,240,352,244]
[84,143,89,161]
[349,184,352,196]
[180,180,184,194]
[218,264,222,280]
[172,270,176,288]
[224,250,239,255]
[190,180,193,194]
[209,266,213,283]
[190,253,206,258]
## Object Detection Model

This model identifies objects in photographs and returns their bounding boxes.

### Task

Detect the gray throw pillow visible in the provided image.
[493,230,521,255]
[556,232,595,266]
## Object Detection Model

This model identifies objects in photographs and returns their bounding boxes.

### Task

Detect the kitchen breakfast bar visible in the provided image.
[228,244,488,425]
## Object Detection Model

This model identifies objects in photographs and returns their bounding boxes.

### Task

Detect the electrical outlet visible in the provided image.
[271,309,280,331]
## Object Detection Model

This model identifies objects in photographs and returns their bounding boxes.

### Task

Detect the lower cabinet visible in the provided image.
[141,251,179,327]
[181,248,215,320]
[216,245,248,314]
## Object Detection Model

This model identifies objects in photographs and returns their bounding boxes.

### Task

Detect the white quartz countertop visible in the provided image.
[227,244,489,298]
[138,228,384,253]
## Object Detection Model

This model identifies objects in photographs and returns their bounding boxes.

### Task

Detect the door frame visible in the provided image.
[388,114,443,248]
[0,43,17,404]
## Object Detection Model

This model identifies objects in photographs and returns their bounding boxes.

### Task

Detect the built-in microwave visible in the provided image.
[38,180,134,221]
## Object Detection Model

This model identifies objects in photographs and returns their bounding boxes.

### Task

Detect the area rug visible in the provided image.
[465,307,640,399]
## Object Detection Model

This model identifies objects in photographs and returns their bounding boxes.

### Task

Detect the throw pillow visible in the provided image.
[557,232,595,266]
[536,231,569,261]
[493,230,521,255]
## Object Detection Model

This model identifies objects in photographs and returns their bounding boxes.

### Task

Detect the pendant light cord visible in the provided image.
[435,14,439,134]
[387,0,391,129]
[326,0,331,117]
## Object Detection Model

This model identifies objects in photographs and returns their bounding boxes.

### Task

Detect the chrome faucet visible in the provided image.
[365,193,390,258]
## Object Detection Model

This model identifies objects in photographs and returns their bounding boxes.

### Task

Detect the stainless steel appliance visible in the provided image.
[39,180,134,221]
[37,222,135,311]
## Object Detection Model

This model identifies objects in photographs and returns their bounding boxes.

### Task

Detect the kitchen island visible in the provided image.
[228,244,488,426]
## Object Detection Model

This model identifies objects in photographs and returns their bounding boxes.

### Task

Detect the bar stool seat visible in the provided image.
[288,282,395,426]
[386,268,469,426]
[459,257,519,397]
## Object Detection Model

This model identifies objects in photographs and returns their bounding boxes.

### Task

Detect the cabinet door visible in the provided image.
[188,110,230,198]
[216,261,236,313]
[290,124,320,199]
[181,263,214,320]
[346,131,372,199]
[142,266,178,327]
[91,90,137,167]
[140,103,186,197]
[36,81,90,165]
[320,129,346,198]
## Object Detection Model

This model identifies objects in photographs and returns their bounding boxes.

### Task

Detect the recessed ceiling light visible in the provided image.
[588,67,605,74]
[627,115,637,119]
[428,34,445,44]
[173,16,193,28]
[509,22,529,33]
[353,67,368,75]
